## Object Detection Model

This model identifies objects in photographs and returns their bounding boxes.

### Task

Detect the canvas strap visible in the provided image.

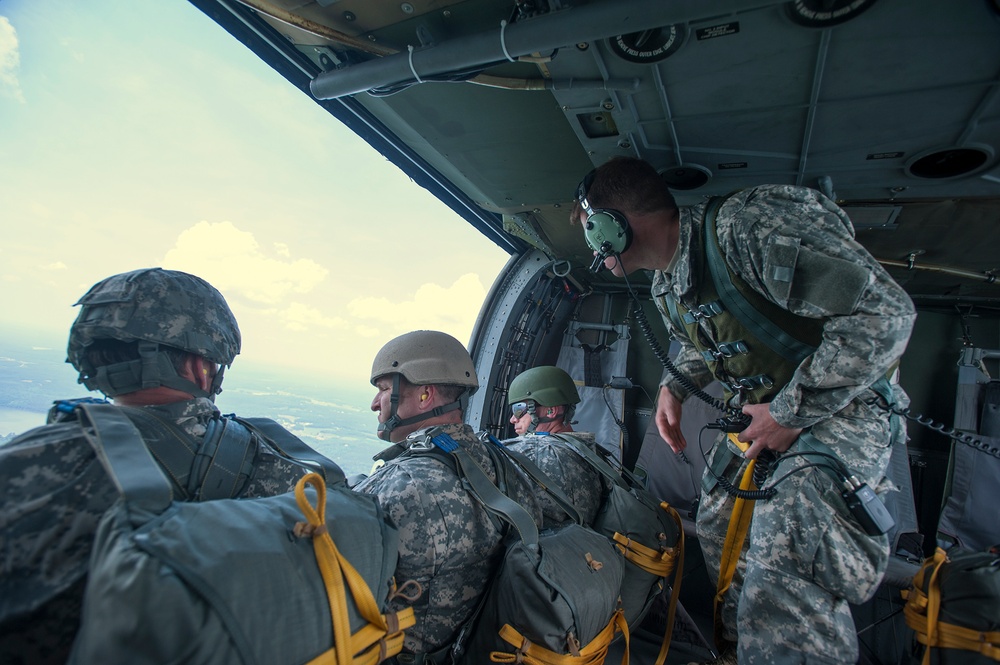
[714,459,759,651]
[296,473,415,665]
[903,548,1000,664]
[491,610,629,665]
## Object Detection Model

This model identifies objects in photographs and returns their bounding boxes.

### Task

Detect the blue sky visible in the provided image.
[0,1,511,392]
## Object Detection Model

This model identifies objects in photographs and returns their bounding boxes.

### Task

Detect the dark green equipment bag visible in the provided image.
[903,546,1000,665]
[410,429,628,665]
[68,402,413,665]
[548,433,684,628]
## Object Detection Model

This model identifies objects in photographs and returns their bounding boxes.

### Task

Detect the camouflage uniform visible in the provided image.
[355,422,542,658]
[651,185,915,664]
[0,397,310,665]
[504,431,605,527]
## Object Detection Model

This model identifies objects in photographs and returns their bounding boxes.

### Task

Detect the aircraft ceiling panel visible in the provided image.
[809,94,982,154]
[191,0,1000,304]
[816,2,1000,100]
[358,82,591,212]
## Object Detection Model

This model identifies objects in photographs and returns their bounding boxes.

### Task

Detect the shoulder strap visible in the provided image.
[76,402,174,521]
[548,433,630,491]
[662,291,687,333]
[489,436,584,525]
[116,407,257,501]
[703,195,818,364]
[112,406,201,500]
[419,431,540,546]
[189,417,257,500]
[234,416,346,486]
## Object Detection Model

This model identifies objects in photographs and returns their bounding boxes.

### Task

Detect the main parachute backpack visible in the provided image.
[500,433,685,665]
[903,546,1000,665]
[69,402,414,665]
[409,429,629,665]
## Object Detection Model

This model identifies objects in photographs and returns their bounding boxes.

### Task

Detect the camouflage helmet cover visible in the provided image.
[67,268,242,370]
[370,330,478,392]
[508,365,580,406]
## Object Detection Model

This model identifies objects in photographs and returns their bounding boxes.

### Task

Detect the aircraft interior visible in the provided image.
[189,0,1000,662]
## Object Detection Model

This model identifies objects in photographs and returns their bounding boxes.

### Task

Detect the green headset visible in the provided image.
[576,169,633,266]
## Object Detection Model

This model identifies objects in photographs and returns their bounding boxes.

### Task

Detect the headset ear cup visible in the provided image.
[583,209,631,253]
[619,215,633,252]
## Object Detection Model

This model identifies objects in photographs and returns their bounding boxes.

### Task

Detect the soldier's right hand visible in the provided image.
[655,386,687,453]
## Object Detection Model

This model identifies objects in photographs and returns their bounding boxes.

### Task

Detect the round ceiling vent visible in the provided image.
[905,145,995,180]
[785,0,879,27]
[608,25,686,64]
[659,164,712,190]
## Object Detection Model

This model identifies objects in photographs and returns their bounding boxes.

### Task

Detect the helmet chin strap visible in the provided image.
[81,342,216,400]
[378,374,464,439]
[526,402,559,434]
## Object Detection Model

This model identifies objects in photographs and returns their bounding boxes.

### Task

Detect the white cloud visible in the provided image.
[161,220,328,305]
[281,302,349,332]
[355,324,382,338]
[0,17,24,103]
[347,273,487,342]
[40,261,68,271]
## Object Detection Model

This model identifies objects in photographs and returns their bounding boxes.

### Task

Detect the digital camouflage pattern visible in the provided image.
[354,423,542,656]
[654,185,915,423]
[0,398,310,665]
[652,185,915,664]
[504,431,604,528]
[67,267,242,370]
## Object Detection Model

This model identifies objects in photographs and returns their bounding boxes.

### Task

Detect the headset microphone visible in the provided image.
[576,168,632,272]
[589,243,611,273]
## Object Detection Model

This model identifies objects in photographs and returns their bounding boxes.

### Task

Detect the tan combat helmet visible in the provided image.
[371,330,478,439]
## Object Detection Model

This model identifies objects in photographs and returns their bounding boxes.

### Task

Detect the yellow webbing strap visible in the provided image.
[903,548,1000,664]
[653,502,685,665]
[612,523,678,577]
[489,609,629,665]
[713,458,758,651]
[295,473,416,665]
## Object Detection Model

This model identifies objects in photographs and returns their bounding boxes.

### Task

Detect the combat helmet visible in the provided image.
[508,365,580,406]
[371,330,478,440]
[67,267,241,399]
[370,330,478,391]
[508,365,580,433]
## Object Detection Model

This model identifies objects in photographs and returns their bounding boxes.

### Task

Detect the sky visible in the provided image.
[0,0,511,394]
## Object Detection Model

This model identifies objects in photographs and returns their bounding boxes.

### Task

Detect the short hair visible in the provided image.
[571,156,678,222]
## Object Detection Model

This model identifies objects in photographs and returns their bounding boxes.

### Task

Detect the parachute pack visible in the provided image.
[68,402,414,665]
[903,546,1000,665]
[500,433,685,665]
[407,429,628,665]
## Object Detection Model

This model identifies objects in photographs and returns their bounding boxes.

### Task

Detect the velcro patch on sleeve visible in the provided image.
[790,247,870,314]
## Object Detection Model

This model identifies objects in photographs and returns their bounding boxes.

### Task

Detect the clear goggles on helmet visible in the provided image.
[510,402,530,419]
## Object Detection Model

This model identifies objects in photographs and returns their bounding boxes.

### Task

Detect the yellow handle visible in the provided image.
[713,458,758,651]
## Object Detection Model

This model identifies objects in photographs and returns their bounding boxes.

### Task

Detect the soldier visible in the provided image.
[0,268,328,665]
[355,330,541,662]
[504,365,605,527]
[572,157,915,664]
